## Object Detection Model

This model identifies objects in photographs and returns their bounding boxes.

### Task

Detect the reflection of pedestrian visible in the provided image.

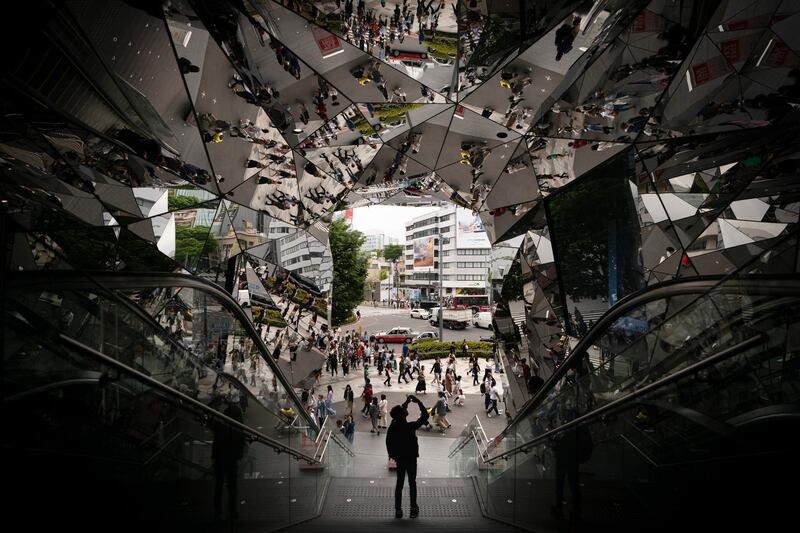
[212,389,246,521]
[551,425,593,519]
[178,57,200,74]
[554,17,580,61]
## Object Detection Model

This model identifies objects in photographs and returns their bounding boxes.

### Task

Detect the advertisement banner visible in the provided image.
[413,237,435,271]
[689,54,730,88]
[456,208,490,248]
[311,26,343,58]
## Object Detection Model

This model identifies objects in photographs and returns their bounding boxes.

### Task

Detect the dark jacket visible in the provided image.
[211,403,246,464]
[386,406,429,462]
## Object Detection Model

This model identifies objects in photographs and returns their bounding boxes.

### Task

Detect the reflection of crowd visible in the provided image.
[299,0,448,59]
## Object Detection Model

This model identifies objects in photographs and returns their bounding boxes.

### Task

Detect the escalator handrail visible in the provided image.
[481,334,765,463]
[6,270,320,432]
[52,330,321,463]
[504,274,800,432]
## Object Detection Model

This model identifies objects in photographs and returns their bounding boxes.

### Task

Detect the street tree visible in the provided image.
[330,219,368,326]
[383,243,404,262]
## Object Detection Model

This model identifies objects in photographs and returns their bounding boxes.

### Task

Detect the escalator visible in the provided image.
[449,274,800,531]
[2,271,354,532]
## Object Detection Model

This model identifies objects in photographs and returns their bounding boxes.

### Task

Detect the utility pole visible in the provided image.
[438,233,443,340]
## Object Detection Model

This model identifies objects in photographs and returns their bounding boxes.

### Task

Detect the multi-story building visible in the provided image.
[403,206,491,303]
[360,231,399,252]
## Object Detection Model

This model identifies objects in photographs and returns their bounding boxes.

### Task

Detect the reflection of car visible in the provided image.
[430,55,454,66]
[373,327,417,344]
[410,308,431,320]
[415,331,439,341]
[473,311,493,329]
[388,50,435,66]
[380,118,407,130]
[238,290,251,307]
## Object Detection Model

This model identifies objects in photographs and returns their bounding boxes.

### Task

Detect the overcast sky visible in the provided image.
[352,205,441,242]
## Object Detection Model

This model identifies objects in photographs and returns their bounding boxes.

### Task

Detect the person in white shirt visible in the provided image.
[486,380,500,417]
[453,388,465,407]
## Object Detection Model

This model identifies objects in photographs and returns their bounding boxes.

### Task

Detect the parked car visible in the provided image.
[415,331,439,341]
[388,49,435,66]
[473,311,493,330]
[373,327,417,344]
[410,308,431,320]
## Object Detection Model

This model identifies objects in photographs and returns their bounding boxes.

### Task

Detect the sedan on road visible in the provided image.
[410,308,431,320]
[373,327,417,344]
[414,331,438,341]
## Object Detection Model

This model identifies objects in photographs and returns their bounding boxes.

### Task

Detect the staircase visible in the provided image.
[279,477,520,531]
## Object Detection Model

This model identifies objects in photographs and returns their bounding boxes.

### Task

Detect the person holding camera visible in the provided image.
[385,395,429,519]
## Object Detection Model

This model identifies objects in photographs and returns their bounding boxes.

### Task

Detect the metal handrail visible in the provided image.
[483,334,764,463]
[52,331,321,463]
[317,432,332,462]
[449,415,491,458]
[6,270,320,433]
[503,274,800,432]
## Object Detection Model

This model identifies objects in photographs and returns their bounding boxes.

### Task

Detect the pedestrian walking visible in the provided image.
[344,384,354,415]
[369,397,381,434]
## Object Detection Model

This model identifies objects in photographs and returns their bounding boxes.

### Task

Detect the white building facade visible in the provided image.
[360,231,399,252]
[403,206,491,302]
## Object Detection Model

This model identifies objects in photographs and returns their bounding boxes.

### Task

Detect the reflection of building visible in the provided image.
[216,220,267,259]
[360,231,399,252]
[275,228,329,291]
[403,206,491,299]
[134,188,175,258]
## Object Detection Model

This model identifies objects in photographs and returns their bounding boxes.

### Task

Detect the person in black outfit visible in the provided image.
[386,395,429,519]
[211,390,246,521]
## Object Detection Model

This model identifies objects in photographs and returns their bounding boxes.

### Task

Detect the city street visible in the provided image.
[352,303,492,342]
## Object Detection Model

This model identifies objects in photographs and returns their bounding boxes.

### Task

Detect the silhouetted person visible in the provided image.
[211,389,246,521]
[386,395,429,518]
[551,424,593,519]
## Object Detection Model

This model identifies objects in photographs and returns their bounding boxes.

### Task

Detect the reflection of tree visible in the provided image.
[330,219,368,326]
[168,195,200,211]
[175,224,217,265]
[548,152,644,303]
[500,255,524,303]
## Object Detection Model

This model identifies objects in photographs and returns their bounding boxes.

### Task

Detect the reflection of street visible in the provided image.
[305,0,457,97]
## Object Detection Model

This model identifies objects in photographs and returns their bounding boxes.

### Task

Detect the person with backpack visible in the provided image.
[386,395,429,519]
[361,379,373,417]
[431,358,442,386]
[486,379,500,417]
[432,392,451,432]
[369,397,381,435]
[471,359,481,386]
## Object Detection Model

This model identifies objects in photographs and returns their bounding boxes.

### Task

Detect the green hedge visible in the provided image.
[409,340,495,360]
[254,307,286,328]
[426,36,457,58]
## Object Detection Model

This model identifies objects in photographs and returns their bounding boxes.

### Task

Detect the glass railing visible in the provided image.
[3,303,353,531]
[5,270,320,435]
[449,274,800,531]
